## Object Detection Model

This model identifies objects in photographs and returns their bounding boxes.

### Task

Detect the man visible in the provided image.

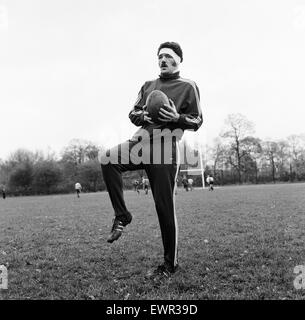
[75,182,82,198]
[133,179,140,194]
[182,175,189,191]
[1,187,6,199]
[142,176,149,195]
[100,41,202,277]
[206,175,214,191]
[188,178,194,191]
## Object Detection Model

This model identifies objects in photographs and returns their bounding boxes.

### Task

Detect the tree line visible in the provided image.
[0,114,304,196]
[204,113,305,185]
[0,139,144,196]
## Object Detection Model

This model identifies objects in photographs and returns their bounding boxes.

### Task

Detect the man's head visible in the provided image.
[157,42,183,75]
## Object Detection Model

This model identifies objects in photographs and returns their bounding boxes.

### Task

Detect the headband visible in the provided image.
[159,48,181,65]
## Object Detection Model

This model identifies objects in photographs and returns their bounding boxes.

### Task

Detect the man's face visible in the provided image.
[158,52,178,74]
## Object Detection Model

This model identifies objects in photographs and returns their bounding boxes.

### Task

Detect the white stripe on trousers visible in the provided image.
[173,145,180,267]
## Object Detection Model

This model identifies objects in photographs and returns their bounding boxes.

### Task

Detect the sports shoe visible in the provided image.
[146,262,179,280]
[107,217,131,243]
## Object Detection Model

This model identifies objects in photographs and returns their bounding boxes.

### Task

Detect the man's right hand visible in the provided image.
[143,105,154,124]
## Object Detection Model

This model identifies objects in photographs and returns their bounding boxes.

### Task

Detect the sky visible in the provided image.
[0,0,305,160]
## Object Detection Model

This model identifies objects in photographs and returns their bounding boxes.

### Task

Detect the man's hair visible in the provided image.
[157,42,183,62]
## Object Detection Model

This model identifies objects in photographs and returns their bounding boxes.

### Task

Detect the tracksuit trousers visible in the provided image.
[101,139,179,268]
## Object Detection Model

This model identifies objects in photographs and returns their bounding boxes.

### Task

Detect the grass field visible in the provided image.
[1,183,305,300]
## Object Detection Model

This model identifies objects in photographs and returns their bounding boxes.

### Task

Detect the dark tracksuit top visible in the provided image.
[129,72,202,135]
[101,71,202,268]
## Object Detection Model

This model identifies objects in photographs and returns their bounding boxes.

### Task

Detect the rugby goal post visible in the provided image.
[178,135,205,189]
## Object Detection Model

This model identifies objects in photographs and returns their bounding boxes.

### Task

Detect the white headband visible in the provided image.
[159,48,181,65]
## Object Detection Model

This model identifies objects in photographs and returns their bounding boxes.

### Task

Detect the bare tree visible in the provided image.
[207,138,227,183]
[262,141,279,183]
[287,134,305,180]
[241,136,262,183]
[61,139,102,164]
[7,149,43,167]
[221,113,255,183]
[276,140,290,181]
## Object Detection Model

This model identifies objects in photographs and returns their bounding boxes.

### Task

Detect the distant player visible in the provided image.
[142,177,149,195]
[182,175,189,191]
[206,175,214,191]
[1,187,6,199]
[182,175,193,191]
[133,179,140,194]
[75,182,82,198]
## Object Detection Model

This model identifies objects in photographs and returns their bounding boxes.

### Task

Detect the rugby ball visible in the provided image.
[145,90,170,123]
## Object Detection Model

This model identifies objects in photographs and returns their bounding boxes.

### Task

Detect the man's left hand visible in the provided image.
[158,99,180,123]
